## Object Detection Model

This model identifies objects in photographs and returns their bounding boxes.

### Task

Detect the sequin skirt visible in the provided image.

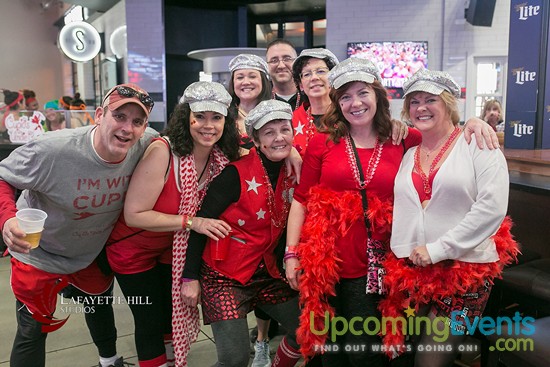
[199,261,298,325]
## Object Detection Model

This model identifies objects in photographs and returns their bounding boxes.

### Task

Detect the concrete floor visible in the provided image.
[0,254,484,367]
[0,256,282,367]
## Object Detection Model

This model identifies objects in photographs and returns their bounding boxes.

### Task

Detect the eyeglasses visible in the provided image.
[300,67,330,80]
[267,56,295,65]
[102,86,154,111]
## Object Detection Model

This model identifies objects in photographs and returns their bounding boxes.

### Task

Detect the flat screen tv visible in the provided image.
[347,41,428,90]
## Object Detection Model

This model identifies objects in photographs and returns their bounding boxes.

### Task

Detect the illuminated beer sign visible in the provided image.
[58,21,101,62]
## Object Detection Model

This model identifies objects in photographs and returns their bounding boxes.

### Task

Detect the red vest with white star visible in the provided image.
[202,148,294,285]
[292,104,316,156]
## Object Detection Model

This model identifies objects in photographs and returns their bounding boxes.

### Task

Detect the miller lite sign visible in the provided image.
[505,0,543,148]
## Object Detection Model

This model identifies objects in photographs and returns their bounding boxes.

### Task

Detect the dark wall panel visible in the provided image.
[165,6,240,118]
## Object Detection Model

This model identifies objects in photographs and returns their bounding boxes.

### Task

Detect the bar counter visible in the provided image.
[503,148,550,259]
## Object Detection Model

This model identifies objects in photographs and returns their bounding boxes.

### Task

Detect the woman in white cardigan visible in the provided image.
[384,69,517,367]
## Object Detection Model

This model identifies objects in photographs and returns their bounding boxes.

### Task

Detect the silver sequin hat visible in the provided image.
[328,58,382,89]
[403,69,461,98]
[245,100,293,136]
[180,81,232,116]
[292,48,339,73]
[229,54,270,79]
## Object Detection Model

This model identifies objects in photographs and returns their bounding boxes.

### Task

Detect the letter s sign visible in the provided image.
[58,21,101,62]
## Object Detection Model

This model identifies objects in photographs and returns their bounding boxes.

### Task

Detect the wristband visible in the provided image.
[285,245,298,254]
[181,277,195,283]
[185,216,193,232]
[181,215,188,230]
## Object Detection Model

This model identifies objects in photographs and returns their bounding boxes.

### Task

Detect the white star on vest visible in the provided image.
[295,121,305,135]
[256,208,266,219]
[246,176,262,194]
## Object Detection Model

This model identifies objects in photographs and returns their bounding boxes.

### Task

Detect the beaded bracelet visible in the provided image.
[283,252,298,261]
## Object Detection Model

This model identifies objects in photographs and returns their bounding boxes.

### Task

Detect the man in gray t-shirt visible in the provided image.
[0,83,158,367]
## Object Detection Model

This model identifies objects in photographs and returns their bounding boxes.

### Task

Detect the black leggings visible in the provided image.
[321,276,386,367]
[11,285,117,367]
[115,263,172,362]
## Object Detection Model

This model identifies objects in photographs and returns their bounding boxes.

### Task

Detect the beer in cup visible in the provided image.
[16,208,47,249]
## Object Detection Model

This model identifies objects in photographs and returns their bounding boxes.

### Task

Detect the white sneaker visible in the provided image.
[251,339,271,367]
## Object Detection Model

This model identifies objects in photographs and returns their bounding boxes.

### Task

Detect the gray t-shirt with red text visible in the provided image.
[0,126,157,273]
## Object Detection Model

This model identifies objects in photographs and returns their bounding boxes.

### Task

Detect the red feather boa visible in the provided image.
[379,216,520,357]
[296,185,393,360]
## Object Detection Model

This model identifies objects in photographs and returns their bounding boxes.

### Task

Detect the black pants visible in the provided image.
[115,263,172,362]
[321,275,386,367]
[10,285,117,367]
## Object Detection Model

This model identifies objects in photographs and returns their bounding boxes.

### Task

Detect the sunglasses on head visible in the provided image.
[103,86,154,111]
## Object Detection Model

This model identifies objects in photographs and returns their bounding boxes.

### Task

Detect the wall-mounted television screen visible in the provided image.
[347,41,428,89]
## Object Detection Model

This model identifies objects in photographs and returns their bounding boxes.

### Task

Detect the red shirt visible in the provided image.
[294,129,421,278]
[106,139,179,274]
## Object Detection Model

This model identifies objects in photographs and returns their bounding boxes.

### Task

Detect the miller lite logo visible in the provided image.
[510,120,534,137]
[512,67,536,85]
[515,2,540,20]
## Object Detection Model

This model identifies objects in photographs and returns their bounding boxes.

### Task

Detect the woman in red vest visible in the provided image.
[181,100,302,367]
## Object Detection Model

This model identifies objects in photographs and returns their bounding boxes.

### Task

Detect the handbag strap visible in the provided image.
[348,136,371,238]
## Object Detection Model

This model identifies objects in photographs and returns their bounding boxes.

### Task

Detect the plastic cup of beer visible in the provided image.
[16,209,47,249]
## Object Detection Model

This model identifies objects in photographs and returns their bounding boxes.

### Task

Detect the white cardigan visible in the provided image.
[391,136,509,264]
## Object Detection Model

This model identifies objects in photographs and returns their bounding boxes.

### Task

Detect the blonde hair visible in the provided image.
[401,90,460,126]
[480,99,503,122]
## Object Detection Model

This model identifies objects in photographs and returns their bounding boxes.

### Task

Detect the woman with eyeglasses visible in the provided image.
[290,48,340,155]
[106,82,240,367]
[291,49,409,157]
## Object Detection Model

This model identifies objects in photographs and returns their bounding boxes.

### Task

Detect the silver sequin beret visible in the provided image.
[229,54,269,78]
[180,81,232,116]
[328,58,382,89]
[293,48,339,72]
[403,69,461,98]
[245,100,293,136]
